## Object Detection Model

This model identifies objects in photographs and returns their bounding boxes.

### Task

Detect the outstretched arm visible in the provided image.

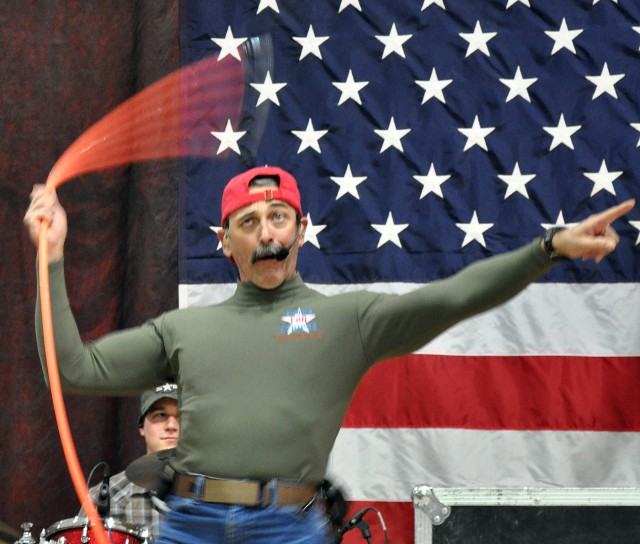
[548,199,635,263]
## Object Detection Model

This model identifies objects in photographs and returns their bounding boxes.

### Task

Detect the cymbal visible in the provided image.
[0,520,19,543]
[125,448,176,491]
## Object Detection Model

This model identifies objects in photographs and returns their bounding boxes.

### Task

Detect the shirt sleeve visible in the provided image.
[35,259,173,394]
[356,240,554,363]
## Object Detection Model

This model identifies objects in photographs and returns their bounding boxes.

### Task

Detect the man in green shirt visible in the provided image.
[24,166,634,543]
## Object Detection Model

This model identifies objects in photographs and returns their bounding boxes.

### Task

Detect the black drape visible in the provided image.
[1,1,179,537]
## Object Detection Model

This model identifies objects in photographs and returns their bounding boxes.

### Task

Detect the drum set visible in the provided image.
[14,517,151,544]
[12,452,170,544]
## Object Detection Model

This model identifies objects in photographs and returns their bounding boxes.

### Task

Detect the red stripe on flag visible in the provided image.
[343,354,640,431]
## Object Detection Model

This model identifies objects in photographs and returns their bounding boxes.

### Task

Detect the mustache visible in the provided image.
[251,243,284,263]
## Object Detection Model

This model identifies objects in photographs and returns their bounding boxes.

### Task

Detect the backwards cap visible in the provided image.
[221,166,302,227]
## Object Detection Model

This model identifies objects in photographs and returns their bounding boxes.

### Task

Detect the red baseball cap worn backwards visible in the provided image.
[221,166,303,227]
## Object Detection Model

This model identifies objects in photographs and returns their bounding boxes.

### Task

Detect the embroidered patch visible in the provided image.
[280,307,317,335]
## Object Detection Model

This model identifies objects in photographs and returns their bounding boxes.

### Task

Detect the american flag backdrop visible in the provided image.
[178,1,640,542]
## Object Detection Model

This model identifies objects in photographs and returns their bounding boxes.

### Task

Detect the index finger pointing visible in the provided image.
[593,199,635,224]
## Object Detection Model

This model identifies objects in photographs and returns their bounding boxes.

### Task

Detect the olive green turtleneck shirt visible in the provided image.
[36,241,552,484]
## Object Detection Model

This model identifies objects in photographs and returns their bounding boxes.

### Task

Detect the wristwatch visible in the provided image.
[540,227,567,261]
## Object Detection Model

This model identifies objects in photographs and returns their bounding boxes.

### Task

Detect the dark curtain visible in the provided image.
[0,1,179,538]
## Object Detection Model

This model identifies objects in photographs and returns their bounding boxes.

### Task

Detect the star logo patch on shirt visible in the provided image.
[280,307,318,336]
[277,306,320,340]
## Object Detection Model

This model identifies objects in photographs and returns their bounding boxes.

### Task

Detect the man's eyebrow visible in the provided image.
[267,201,290,210]
[237,210,257,222]
[236,201,291,222]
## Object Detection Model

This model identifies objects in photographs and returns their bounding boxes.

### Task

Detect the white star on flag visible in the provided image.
[338,0,362,12]
[250,72,287,106]
[543,114,581,150]
[629,220,640,245]
[421,0,446,10]
[499,66,537,102]
[458,115,496,151]
[584,160,622,196]
[209,225,223,250]
[210,119,246,155]
[292,25,329,60]
[371,212,409,248]
[416,68,453,104]
[498,162,536,199]
[541,211,578,230]
[545,18,583,55]
[506,0,531,7]
[210,26,247,61]
[256,0,279,13]
[413,164,451,199]
[331,165,367,200]
[631,122,640,146]
[585,63,625,100]
[459,21,497,57]
[374,117,411,153]
[333,70,369,105]
[456,211,493,248]
[375,23,412,59]
[302,214,326,249]
[291,119,328,153]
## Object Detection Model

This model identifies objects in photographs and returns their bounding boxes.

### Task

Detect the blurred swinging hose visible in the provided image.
[37,36,272,544]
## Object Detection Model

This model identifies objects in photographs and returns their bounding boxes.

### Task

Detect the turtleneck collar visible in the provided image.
[229,274,309,307]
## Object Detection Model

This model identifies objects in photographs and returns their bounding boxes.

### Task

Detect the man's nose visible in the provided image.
[257,218,275,244]
[165,415,179,430]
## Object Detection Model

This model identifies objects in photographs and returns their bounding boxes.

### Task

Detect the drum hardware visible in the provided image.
[14,453,164,544]
[13,522,36,544]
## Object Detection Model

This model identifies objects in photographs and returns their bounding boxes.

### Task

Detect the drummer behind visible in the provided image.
[80,384,180,539]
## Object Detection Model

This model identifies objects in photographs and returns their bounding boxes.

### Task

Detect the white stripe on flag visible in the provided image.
[179,282,640,356]
[327,427,640,502]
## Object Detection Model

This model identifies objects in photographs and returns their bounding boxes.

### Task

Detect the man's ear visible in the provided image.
[218,228,232,258]
[297,216,308,247]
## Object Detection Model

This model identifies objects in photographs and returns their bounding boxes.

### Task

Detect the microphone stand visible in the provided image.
[95,464,110,519]
[333,505,390,544]
[354,520,372,543]
[334,508,372,544]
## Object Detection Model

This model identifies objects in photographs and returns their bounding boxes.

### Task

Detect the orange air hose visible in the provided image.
[36,50,245,544]
[38,231,110,544]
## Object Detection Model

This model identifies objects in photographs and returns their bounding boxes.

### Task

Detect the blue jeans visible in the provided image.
[156,483,332,544]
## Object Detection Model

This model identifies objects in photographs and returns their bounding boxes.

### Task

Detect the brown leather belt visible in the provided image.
[172,474,317,507]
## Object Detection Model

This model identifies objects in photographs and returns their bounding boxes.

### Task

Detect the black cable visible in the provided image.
[368,507,389,544]
[86,461,109,490]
